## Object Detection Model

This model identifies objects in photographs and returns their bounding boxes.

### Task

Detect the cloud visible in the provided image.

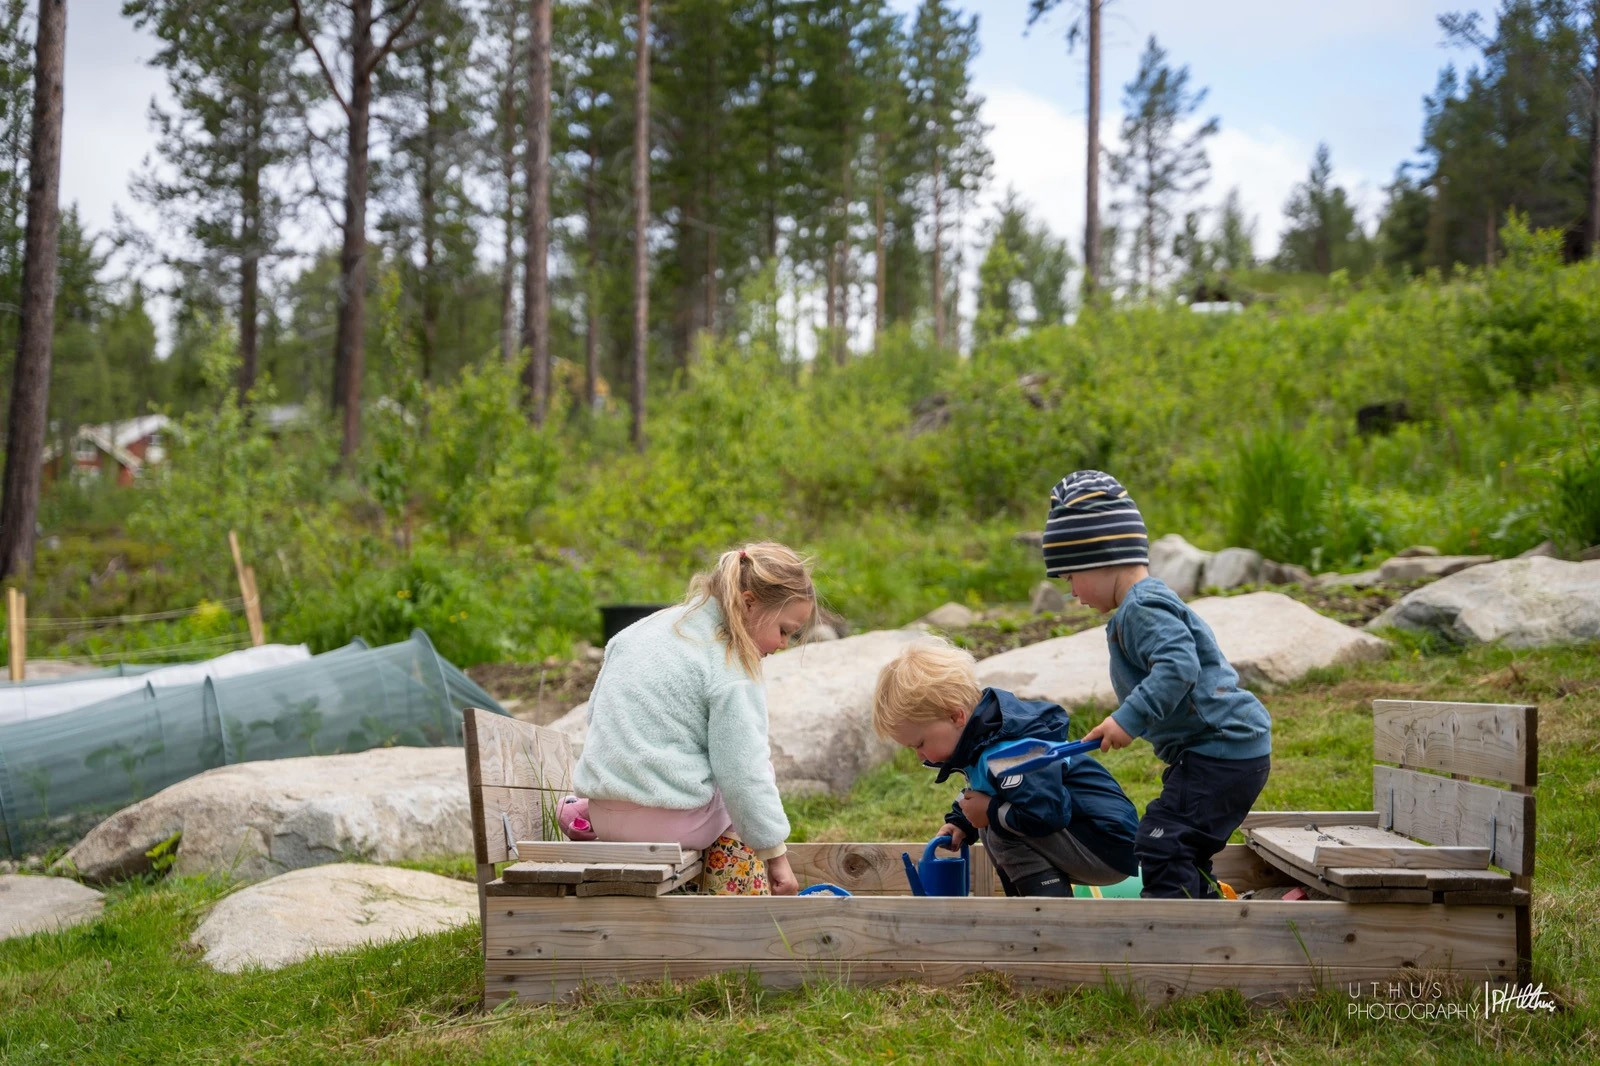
[980,85,1388,263]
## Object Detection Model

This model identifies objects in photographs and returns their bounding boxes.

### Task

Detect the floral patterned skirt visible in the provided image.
[697,833,770,896]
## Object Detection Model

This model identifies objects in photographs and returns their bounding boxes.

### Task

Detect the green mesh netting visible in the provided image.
[0,662,166,686]
[0,630,506,857]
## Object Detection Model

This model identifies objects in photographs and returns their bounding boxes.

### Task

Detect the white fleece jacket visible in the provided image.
[573,599,790,857]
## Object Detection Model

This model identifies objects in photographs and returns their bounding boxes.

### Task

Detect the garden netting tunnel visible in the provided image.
[0,630,507,857]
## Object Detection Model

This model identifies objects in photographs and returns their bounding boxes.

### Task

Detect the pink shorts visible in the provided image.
[586,791,734,852]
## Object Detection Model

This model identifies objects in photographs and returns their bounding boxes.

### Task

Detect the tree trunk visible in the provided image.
[523,0,552,424]
[1083,0,1102,297]
[932,141,944,349]
[585,111,600,412]
[873,133,885,352]
[1589,12,1599,258]
[631,0,651,451]
[239,102,262,398]
[703,45,718,341]
[0,0,65,581]
[499,3,519,364]
[419,54,438,382]
[332,2,377,461]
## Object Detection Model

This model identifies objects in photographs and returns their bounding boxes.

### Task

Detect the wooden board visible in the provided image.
[1246,829,1511,897]
[513,841,686,865]
[503,852,701,885]
[1374,765,1535,876]
[1310,844,1489,870]
[1240,811,1380,830]
[469,708,574,792]
[474,786,566,866]
[485,958,1517,1007]
[1372,699,1536,787]
[575,860,704,897]
[483,896,1518,972]
[485,879,569,898]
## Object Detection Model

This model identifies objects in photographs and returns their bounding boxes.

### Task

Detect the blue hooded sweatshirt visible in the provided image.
[928,688,1139,878]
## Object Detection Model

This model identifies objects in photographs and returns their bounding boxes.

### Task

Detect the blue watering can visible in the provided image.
[902,834,970,897]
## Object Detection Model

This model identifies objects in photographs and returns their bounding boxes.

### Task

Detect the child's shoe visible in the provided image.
[557,795,597,841]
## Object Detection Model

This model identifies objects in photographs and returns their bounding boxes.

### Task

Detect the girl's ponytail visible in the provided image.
[684,542,816,676]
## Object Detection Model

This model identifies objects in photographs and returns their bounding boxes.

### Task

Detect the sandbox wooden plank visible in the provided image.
[513,841,686,865]
[575,860,704,897]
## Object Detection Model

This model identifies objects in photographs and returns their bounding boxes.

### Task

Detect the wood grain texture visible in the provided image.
[483,896,1516,971]
[1373,765,1535,875]
[513,841,686,864]
[574,860,703,896]
[484,959,1517,1007]
[1372,700,1536,786]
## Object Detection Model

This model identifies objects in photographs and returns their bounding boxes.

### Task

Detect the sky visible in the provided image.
[54,0,1493,321]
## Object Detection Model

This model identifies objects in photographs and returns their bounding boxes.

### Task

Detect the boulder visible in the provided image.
[975,628,1118,710]
[191,863,476,973]
[974,591,1389,707]
[920,602,977,628]
[1029,580,1067,614]
[0,875,104,940]
[1188,592,1390,688]
[1581,544,1600,562]
[1377,554,1493,582]
[1314,569,1384,589]
[1013,530,1044,550]
[1516,540,1559,559]
[803,623,840,642]
[1260,560,1314,586]
[1367,558,1600,647]
[1149,534,1212,598]
[63,747,472,884]
[1203,548,1264,590]
[554,629,932,796]
[1391,546,1440,558]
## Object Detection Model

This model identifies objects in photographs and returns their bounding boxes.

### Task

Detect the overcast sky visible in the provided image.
[56,0,1491,311]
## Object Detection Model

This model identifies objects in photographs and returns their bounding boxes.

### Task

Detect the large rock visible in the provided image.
[975,628,1118,710]
[63,747,471,884]
[1149,534,1212,598]
[0,875,104,940]
[191,863,476,973]
[1377,553,1493,582]
[1367,558,1600,647]
[974,591,1389,709]
[1189,592,1390,688]
[1029,580,1067,614]
[920,602,977,628]
[1203,548,1264,590]
[553,629,931,796]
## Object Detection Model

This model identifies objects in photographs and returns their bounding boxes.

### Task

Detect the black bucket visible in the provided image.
[599,603,670,644]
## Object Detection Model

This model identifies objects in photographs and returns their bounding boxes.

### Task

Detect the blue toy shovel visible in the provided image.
[981,736,1102,777]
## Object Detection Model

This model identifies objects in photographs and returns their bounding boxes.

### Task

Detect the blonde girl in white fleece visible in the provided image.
[568,542,816,895]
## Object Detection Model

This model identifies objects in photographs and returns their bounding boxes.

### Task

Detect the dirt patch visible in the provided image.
[928,605,1104,661]
[467,657,602,726]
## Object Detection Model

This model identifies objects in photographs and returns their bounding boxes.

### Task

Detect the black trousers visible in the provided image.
[1136,750,1270,899]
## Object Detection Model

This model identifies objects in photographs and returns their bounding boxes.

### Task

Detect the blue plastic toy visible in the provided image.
[902,834,970,897]
[799,883,852,897]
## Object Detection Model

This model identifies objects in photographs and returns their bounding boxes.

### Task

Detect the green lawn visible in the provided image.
[3,641,1597,1064]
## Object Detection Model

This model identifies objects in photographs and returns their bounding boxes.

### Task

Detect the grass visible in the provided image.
[2,642,1597,1064]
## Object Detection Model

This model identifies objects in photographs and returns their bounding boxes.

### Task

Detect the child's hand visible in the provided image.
[957,789,989,828]
[938,823,967,849]
[1083,715,1134,750]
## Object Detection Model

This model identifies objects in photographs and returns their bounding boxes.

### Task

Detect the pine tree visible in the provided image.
[290,0,430,461]
[523,0,553,421]
[0,0,63,580]
[631,0,651,450]
[0,0,30,380]
[1212,188,1255,274]
[126,0,305,399]
[1107,35,1218,297]
[1276,143,1367,274]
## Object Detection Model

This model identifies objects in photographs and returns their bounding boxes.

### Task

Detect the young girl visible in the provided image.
[566,541,816,895]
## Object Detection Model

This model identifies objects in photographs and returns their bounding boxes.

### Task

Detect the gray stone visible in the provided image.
[1203,548,1264,590]
[1260,560,1314,585]
[1029,580,1067,614]
[1582,544,1600,562]
[1392,546,1440,558]
[191,863,476,973]
[1517,540,1559,559]
[63,747,472,884]
[974,592,1389,707]
[803,623,840,642]
[1149,533,1212,598]
[1367,558,1600,647]
[1013,530,1044,550]
[1378,554,1494,582]
[554,629,931,797]
[1314,569,1385,589]
[920,602,977,628]
[0,875,104,940]
[1188,592,1390,688]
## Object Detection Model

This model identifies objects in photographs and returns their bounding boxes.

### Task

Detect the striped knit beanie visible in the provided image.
[1042,470,1150,576]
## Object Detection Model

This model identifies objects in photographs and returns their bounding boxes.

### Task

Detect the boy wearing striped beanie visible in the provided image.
[1044,470,1272,899]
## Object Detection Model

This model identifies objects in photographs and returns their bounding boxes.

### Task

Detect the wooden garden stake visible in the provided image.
[7,587,24,680]
[228,530,265,647]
